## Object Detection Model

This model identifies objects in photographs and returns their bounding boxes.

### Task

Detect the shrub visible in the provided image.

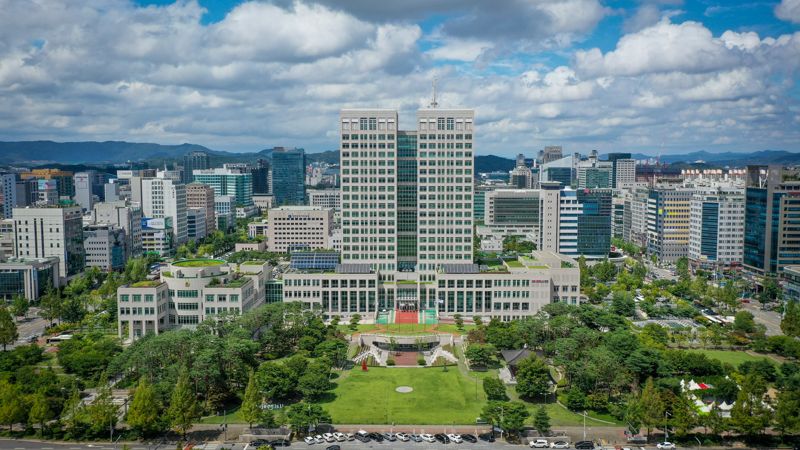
[386,358,396,366]
[417,358,426,366]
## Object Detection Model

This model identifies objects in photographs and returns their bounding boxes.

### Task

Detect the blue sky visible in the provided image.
[0,0,798,156]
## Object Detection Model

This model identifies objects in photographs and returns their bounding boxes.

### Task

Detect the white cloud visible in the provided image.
[776,0,800,24]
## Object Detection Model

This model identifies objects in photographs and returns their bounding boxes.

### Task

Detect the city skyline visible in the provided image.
[0,0,798,157]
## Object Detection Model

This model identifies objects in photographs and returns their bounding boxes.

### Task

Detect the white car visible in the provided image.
[346,433,355,441]
[551,442,570,449]
[314,435,325,444]
[421,434,436,443]
[531,439,549,448]
[322,433,336,442]
[333,432,346,442]
[304,436,316,445]
[447,434,463,443]
[657,443,676,450]
[396,432,410,441]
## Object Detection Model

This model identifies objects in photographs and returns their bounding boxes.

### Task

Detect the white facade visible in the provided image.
[141,177,188,244]
[92,201,143,258]
[615,159,637,189]
[12,206,85,279]
[307,189,341,211]
[73,172,94,211]
[538,182,561,252]
[689,186,745,268]
[83,223,126,271]
[266,206,333,252]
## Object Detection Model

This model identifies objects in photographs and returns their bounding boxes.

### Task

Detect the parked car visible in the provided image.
[345,433,355,441]
[303,437,316,445]
[434,433,451,443]
[396,432,410,441]
[322,433,336,443]
[325,446,340,450]
[478,432,495,442]
[270,439,291,447]
[355,431,371,443]
[657,443,676,450]
[461,434,477,443]
[368,432,384,442]
[382,432,397,441]
[410,434,423,442]
[250,439,271,447]
[551,441,570,449]
[531,439,549,448]
[314,435,325,444]
[574,441,594,449]
[333,433,346,442]
[420,434,436,443]
[447,434,462,443]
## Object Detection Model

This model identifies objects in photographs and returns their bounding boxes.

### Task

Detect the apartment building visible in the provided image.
[266,206,333,252]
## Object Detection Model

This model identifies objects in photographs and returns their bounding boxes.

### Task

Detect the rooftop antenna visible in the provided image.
[429,77,439,109]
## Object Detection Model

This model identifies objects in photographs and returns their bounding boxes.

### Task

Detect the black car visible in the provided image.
[575,440,595,449]
[355,433,371,443]
[325,446,340,450]
[461,434,477,443]
[434,433,450,444]
[270,439,291,447]
[369,432,384,442]
[250,439,271,447]
[478,432,495,442]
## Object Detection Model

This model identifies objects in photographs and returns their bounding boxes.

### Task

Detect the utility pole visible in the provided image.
[582,411,587,441]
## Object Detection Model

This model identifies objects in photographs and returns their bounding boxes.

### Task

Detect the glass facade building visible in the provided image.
[577,189,612,258]
[397,131,417,272]
[271,148,306,206]
[192,169,253,207]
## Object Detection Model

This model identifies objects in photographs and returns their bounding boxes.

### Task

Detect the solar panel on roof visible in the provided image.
[441,264,479,274]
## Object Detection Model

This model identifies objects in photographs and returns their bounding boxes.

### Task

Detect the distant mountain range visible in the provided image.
[0,140,798,172]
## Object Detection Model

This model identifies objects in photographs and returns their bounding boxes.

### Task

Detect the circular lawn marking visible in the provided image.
[395,386,413,393]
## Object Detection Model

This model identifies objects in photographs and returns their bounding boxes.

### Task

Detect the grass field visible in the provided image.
[686,349,779,367]
[323,367,486,424]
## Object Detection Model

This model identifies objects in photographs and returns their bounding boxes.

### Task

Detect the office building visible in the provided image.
[83,224,126,271]
[266,206,333,252]
[186,183,216,234]
[576,189,612,258]
[36,179,59,206]
[307,189,341,211]
[214,195,235,231]
[20,169,74,198]
[15,179,37,208]
[186,208,208,241]
[539,146,563,164]
[193,168,253,207]
[0,219,14,260]
[606,153,632,188]
[248,219,269,240]
[73,171,95,211]
[141,217,174,256]
[271,147,306,206]
[117,259,270,341]
[647,187,693,263]
[743,165,800,275]
[104,182,120,202]
[485,189,540,235]
[689,186,745,270]
[182,151,210,184]
[510,154,534,188]
[12,206,85,279]
[615,159,637,189]
[92,201,143,258]
[0,257,60,301]
[623,187,650,248]
[0,174,16,219]
[141,176,188,245]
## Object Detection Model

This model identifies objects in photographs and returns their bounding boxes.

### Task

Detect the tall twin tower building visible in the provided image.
[339,108,474,278]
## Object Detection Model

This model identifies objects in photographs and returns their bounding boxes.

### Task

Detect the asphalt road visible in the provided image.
[741,303,783,336]
[9,308,48,349]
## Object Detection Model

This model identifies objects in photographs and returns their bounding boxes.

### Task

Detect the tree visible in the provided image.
[483,377,507,401]
[676,257,690,280]
[28,388,54,436]
[533,406,551,436]
[501,402,530,436]
[297,360,332,401]
[0,380,26,431]
[515,356,551,399]
[565,387,587,411]
[730,374,770,436]
[464,343,496,368]
[0,307,17,350]
[10,295,29,319]
[86,385,117,438]
[638,377,664,438]
[348,314,361,331]
[473,316,483,327]
[774,388,800,437]
[127,378,161,438]
[454,314,464,331]
[38,286,62,323]
[611,291,635,317]
[781,301,800,337]
[241,372,264,429]
[168,368,199,439]
[667,391,696,438]
[286,402,331,434]
[733,310,756,334]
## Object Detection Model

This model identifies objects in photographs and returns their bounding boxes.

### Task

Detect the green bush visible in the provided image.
[386,358,396,366]
[417,358,426,366]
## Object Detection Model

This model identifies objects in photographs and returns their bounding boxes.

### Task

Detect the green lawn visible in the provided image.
[686,349,780,367]
[323,367,486,424]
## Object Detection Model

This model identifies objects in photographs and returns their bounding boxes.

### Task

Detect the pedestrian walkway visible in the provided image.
[395,309,418,324]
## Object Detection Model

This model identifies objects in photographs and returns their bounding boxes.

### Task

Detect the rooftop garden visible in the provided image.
[173,258,226,268]
[504,259,524,268]
[130,280,162,288]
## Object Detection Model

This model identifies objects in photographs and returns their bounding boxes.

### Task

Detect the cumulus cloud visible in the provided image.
[776,0,800,24]
[0,0,798,155]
